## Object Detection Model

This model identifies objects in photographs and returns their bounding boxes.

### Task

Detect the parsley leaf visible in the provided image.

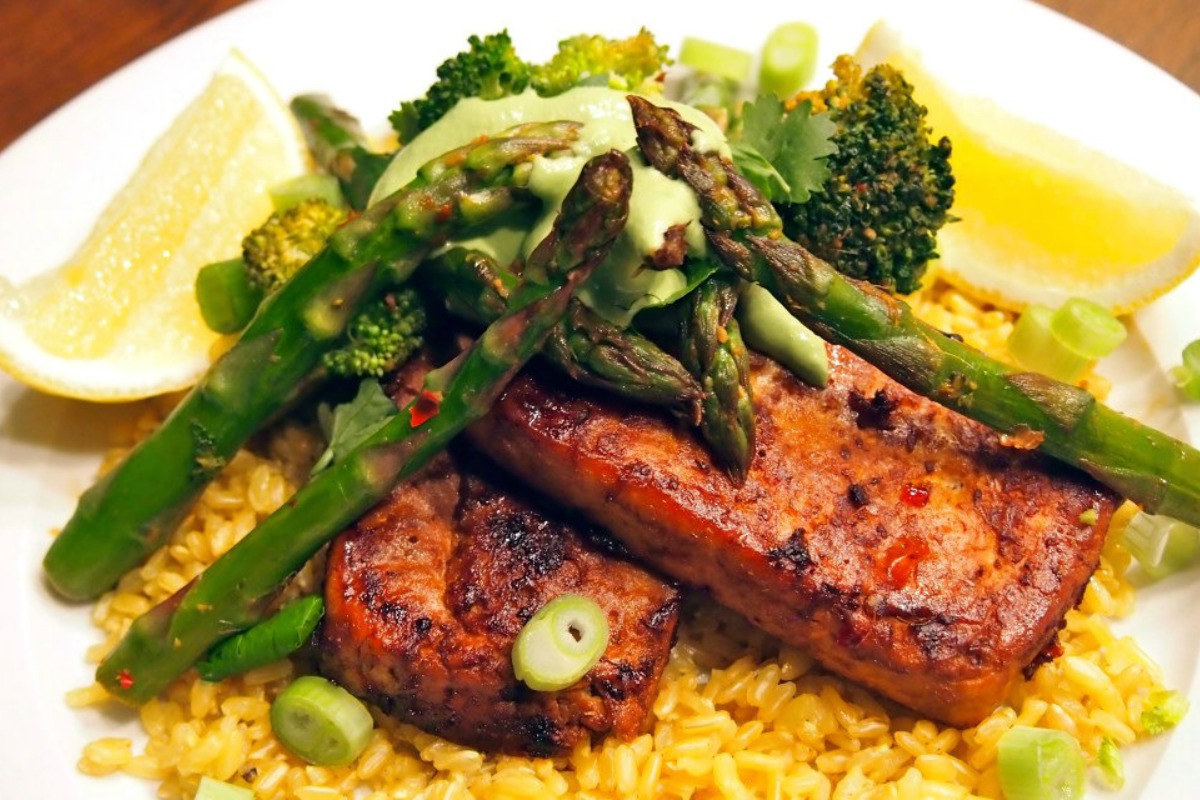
[737,94,837,203]
[311,379,397,476]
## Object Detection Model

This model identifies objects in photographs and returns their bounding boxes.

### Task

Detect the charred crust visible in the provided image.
[766,529,812,572]
[847,483,870,508]
[849,388,897,430]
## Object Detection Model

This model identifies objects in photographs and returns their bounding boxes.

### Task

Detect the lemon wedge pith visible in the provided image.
[856,23,1200,313]
[0,51,307,401]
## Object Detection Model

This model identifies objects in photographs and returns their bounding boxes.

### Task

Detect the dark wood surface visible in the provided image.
[0,0,1196,152]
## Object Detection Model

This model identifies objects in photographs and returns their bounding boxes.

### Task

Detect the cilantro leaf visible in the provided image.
[730,142,792,201]
[738,94,837,203]
[311,379,398,476]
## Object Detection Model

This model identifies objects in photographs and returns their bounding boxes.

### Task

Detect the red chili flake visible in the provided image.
[900,482,931,508]
[881,536,930,588]
[435,203,454,222]
[117,669,135,690]
[409,390,442,427]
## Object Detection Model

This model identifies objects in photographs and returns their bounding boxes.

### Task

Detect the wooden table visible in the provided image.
[0,0,1197,152]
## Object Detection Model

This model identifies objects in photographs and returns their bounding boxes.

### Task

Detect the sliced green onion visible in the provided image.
[195,258,263,334]
[195,776,254,800]
[270,675,373,765]
[1048,297,1126,360]
[759,22,819,97]
[198,596,325,682]
[512,594,610,692]
[1171,338,1200,401]
[1141,689,1189,734]
[1008,305,1090,382]
[996,726,1085,800]
[1095,737,1124,789]
[269,173,345,212]
[678,37,754,83]
[1122,511,1200,580]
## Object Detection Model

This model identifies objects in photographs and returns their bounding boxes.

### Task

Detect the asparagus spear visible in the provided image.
[96,150,633,703]
[290,94,395,211]
[628,95,1200,526]
[644,274,756,480]
[426,247,703,415]
[44,122,582,602]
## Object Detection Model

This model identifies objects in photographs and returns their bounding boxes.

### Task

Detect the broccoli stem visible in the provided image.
[96,151,632,703]
[43,122,582,602]
[628,94,1200,526]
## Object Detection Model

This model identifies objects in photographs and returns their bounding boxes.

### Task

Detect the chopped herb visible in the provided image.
[734,95,836,204]
[311,379,397,476]
[1078,508,1099,526]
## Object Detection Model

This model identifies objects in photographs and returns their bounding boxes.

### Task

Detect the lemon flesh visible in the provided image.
[0,51,306,401]
[857,23,1200,312]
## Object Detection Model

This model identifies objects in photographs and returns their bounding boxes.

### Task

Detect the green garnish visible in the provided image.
[1141,690,1189,734]
[996,726,1085,800]
[270,675,374,766]
[1122,511,1200,581]
[1096,737,1124,790]
[1048,298,1127,361]
[758,22,819,98]
[312,379,398,476]
[197,596,325,682]
[677,37,753,82]
[734,94,836,204]
[1008,299,1126,383]
[1171,339,1200,401]
[195,776,254,800]
[1078,508,1099,526]
[512,594,610,692]
[195,258,263,335]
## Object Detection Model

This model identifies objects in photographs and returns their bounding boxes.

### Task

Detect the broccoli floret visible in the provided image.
[237,198,426,378]
[781,56,954,294]
[390,31,530,140]
[530,29,669,97]
[323,290,428,378]
[241,199,347,291]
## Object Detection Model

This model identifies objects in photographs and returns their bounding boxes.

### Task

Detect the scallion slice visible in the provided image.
[195,776,254,800]
[678,37,754,83]
[269,173,345,212]
[1095,737,1124,789]
[270,675,373,766]
[195,258,263,335]
[1008,299,1127,382]
[758,22,819,97]
[1122,511,1200,581]
[1141,689,1189,734]
[1171,338,1200,401]
[996,726,1085,800]
[1048,298,1127,360]
[1008,305,1090,382]
[512,594,610,692]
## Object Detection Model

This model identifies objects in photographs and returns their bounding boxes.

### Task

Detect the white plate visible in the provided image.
[1,0,1198,796]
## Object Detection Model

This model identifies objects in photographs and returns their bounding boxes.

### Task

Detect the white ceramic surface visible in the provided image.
[1,0,1197,796]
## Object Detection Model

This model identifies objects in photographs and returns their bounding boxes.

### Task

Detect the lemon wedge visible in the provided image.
[0,51,307,401]
[856,23,1200,313]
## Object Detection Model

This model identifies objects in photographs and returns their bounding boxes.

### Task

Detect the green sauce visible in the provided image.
[370,87,729,325]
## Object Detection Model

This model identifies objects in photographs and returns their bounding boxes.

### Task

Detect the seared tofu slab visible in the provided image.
[470,346,1117,726]
[320,361,680,756]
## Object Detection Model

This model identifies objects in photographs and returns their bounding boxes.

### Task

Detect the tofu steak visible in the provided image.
[319,364,681,755]
[470,346,1117,726]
